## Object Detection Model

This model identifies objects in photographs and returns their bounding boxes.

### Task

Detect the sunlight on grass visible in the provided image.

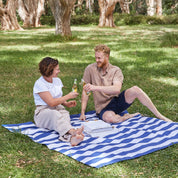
[67,42,89,45]
[151,77,178,86]
[1,45,40,51]
[126,64,135,70]
[0,106,12,114]
[147,60,171,67]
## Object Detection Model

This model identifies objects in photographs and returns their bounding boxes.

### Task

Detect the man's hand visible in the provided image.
[83,83,96,92]
[64,100,77,108]
[79,113,86,121]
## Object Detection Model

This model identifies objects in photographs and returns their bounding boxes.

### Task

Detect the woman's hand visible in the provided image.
[64,100,77,108]
[68,91,79,99]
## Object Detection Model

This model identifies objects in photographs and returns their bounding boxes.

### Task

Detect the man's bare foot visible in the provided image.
[124,112,140,119]
[158,114,173,122]
[116,112,140,123]
[70,134,84,146]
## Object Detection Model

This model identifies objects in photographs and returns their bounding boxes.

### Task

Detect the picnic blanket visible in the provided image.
[2,111,178,168]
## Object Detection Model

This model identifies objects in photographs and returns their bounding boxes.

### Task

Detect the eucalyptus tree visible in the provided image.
[49,0,76,36]
[146,0,162,16]
[0,0,22,30]
[0,0,45,30]
[18,0,45,27]
[98,0,119,27]
[119,0,133,14]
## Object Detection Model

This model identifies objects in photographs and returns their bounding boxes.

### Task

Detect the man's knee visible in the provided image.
[128,86,143,96]
[125,86,143,103]
[102,111,116,123]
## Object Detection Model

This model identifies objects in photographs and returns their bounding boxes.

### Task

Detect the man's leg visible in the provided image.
[102,111,139,123]
[124,86,172,122]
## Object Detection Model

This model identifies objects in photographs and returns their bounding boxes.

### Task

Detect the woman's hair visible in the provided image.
[94,44,110,56]
[39,57,58,77]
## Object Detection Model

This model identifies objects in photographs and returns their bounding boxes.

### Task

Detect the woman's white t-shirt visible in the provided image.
[33,76,63,106]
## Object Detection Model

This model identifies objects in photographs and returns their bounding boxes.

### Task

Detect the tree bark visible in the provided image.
[0,0,23,30]
[119,0,132,14]
[86,0,94,13]
[77,0,83,9]
[146,0,162,16]
[156,0,162,15]
[18,0,45,27]
[98,0,119,27]
[49,0,76,36]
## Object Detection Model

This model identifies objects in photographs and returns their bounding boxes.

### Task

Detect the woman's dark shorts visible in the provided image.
[98,90,132,120]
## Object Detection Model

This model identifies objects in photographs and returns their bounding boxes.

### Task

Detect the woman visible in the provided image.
[33,57,84,146]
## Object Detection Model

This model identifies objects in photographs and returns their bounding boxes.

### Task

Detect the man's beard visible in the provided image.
[97,61,107,68]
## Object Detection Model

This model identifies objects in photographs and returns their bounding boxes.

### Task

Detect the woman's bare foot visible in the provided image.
[70,134,84,146]
[68,126,84,136]
[76,126,84,135]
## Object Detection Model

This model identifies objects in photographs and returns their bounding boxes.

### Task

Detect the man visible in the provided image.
[79,44,172,123]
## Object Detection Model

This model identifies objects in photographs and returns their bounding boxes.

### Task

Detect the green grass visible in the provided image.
[0,24,178,177]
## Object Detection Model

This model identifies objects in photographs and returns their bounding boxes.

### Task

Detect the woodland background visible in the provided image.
[0,0,177,36]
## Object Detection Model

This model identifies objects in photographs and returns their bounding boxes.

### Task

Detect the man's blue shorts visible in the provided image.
[98,90,132,120]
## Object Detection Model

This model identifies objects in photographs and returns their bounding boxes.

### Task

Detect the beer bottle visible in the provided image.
[81,79,91,96]
[72,79,77,92]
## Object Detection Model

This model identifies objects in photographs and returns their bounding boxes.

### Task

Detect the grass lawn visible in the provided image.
[0,24,178,177]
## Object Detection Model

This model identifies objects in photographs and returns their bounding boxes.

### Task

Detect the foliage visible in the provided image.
[114,14,178,25]
[123,15,147,25]
[129,0,147,15]
[41,15,55,26]
[71,15,99,25]
[41,13,178,27]
[41,14,99,26]
[163,0,178,14]
[0,25,178,177]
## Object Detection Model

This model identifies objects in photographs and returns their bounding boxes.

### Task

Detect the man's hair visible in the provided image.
[39,57,58,77]
[94,44,110,55]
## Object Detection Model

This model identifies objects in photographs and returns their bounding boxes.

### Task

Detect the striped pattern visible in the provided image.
[2,111,178,168]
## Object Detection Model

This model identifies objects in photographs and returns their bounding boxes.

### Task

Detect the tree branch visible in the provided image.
[74,0,84,8]
[124,0,133,4]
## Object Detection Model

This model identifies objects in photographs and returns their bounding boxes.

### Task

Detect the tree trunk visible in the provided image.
[156,0,162,15]
[18,0,45,27]
[86,0,94,13]
[49,0,76,36]
[146,0,162,16]
[78,0,83,9]
[146,0,155,16]
[98,0,119,27]
[119,0,132,14]
[0,0,23,30]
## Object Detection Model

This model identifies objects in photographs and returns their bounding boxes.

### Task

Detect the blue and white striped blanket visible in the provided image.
[2,111,178,168]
